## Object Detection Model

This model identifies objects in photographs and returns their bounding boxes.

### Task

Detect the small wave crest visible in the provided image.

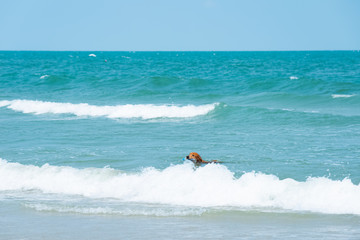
[40,75,50,79]
[0,100,219,119]
[1,158,360,215]
[331,94,356,99]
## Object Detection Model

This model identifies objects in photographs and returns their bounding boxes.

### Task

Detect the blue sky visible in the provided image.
[0,0,359,51]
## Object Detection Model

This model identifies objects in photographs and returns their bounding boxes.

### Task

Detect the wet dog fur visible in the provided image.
[186,152,218,164]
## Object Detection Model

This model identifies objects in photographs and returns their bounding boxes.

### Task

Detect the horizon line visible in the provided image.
[1,49,359,52]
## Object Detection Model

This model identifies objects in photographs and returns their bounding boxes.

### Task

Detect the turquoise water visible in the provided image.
[1,51,360,239]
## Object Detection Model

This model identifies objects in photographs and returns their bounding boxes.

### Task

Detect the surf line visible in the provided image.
[0,100,219,119]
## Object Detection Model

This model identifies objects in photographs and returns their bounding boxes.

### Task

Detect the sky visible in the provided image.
[0,0,359,51]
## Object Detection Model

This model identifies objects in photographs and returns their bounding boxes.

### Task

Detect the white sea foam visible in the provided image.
[0,100,218,119]
[40,75,49,79]
[331,94,355,98]
[23,203,205,216]
[0,100,11,108]
[88,54,96,57]
[24,204,116,215]
[289,76,298,80]
[1,159,360,215]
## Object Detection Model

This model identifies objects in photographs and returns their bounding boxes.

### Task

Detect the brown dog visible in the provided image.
[186,152,218,164]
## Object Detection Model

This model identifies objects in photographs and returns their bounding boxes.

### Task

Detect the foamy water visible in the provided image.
[0,100,219,119]
[331,94,356,98]
[1,158,359,215]
[40,75,50,79]
[22,203,206,216]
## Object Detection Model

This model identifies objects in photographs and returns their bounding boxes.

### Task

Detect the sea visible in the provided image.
[0,51,359,239]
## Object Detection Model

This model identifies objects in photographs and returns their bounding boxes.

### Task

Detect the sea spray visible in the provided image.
[1,159,359,215]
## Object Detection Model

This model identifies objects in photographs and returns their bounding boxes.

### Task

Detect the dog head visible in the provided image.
[186,152,203,163]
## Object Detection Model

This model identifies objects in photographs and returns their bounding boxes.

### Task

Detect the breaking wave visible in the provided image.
[0,100,219,119]
[1,158,360,216]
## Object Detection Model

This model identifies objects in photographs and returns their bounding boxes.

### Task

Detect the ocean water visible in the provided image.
[1,51,360,239]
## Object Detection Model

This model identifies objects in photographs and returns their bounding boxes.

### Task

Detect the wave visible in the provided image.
[39,75,50,79]
[1,158,359,215]
[0,100,219,119]
[331,94,356,99]
[239,92,360,117]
